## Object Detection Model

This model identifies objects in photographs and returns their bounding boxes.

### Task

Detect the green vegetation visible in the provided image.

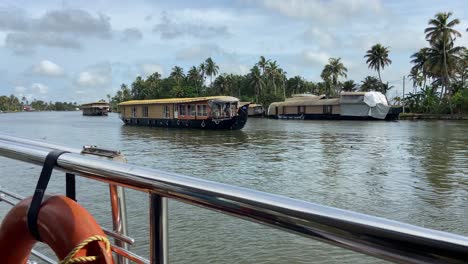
[0,95,78,112]
[104,12,465,115]
[406,12,467,114]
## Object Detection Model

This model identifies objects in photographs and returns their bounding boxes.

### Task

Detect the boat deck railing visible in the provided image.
[0,134,467,264]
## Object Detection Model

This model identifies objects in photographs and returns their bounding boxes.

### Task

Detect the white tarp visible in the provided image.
[340,92,390,119]
[363,92,388,107]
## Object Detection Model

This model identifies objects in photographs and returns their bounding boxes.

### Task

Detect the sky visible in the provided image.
[0,0,467,103]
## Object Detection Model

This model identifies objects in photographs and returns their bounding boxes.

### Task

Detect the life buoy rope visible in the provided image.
[0,195,113,264]
[60,235,110,264]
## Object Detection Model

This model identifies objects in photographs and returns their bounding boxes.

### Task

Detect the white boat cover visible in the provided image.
[340,92,390,119]
[363,92,388,107]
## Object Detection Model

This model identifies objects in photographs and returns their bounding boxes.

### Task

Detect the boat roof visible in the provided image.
[270,98,340,106]
[239,102,263,108]
[81,102,109,107]
[118,96,239,106]
[341,92,367,96]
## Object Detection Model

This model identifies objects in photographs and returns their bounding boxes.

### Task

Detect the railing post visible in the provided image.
[110,184,129,264]
[149,194,168,264]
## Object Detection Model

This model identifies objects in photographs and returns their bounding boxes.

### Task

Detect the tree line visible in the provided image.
[107,12,465,114]
[0,95,78,112]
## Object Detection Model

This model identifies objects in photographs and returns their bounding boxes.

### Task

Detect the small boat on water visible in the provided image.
[81,102,110,116]
[118,96,249,130]
[239,102,265,117]
[267,92,402,121]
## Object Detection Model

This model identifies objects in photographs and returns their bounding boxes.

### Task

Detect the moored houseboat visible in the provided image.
[118,96,248,130]
[239,102,265,117]
[81,102,109,116]
[267,92,402,120]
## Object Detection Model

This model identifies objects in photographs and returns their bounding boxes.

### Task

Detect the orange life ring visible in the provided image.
[0,195,114,264]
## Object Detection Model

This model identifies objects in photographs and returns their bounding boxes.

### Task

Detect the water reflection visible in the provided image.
[0,112,467,263]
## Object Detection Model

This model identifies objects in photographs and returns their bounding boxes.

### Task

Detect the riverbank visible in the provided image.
[400,113,468,120]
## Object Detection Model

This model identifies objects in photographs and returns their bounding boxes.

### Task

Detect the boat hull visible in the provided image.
[272,107,402,121]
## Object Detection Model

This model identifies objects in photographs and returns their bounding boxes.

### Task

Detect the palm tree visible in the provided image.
[425,12,461,93]
[320,66,332,97]
[188,66,201,85]
[410,48,430,89]
[324,58,348,94]
[265,61,279,94]
[214,74,225,94]
[288,76,304,95]
[278,68,287,99]
[408,68,423,93]
[188,66,202,95]
[249,66,264,103]
[425,38,465,97]
[204,57,219,87]
[257,56,269,75]
[341,80,357,92]
[198,63,206,86]
[360,76,380,92]
[170,66,185,85]
[364,44,392,87]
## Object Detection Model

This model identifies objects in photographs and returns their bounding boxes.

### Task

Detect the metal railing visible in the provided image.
[0,134,468,264]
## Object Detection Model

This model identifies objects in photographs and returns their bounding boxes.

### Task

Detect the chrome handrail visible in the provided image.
[0,135,468,264]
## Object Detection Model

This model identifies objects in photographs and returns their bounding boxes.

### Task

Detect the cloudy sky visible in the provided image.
[0,0,467,103]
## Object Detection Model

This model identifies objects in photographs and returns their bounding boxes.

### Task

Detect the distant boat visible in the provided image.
[81,102,109,116]
[267,92,402,120]
[239,102,265,117]
[118,96,248,130]
[22,105,35,112]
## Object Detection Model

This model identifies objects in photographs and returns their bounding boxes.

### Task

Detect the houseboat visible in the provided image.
[267,92,402,120]
[240,102,265,117]
[118,96,248,130]
[81,102,109,116]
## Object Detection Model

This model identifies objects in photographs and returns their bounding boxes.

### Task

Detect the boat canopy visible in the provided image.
[270,98,340,107]
[340,91,390,119]
[118,96,239,106]
[81,102,109,108]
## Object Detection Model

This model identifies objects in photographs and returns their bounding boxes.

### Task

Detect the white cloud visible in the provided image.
[141,63,164,77]
[31,83,49,94]
[302,27,337,48]
[77,71,108,86]
[260,0,383,24]
[14,86,26,93]
[32,60,64,77]
[300,50,330,66]
[76,63,111,87]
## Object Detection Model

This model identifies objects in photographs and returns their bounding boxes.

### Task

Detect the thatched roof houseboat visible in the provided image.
[118,96,248,130]
[81,102,109,116]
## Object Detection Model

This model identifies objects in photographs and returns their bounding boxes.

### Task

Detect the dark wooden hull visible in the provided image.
[83,111,108,116]
[121,106,249,130]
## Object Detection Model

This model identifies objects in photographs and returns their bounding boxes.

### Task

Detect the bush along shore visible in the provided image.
[0,95,79,112]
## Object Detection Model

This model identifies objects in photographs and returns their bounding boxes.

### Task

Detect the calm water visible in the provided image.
[1,112,467,263]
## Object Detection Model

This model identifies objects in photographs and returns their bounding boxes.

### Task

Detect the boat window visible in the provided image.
[163,105,170,118]
[179,104,186,116]
[212,104,221,118]
[197,105,208,116]
[142,106,149,117]
[132,107,137,118]
[202,105,207,116]
[187,105,192,116]
[230,104,236,116]
[223,104,230,117]
[190,104,196,116]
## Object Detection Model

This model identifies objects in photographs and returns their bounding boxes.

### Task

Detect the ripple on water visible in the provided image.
[0,113,467,263]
